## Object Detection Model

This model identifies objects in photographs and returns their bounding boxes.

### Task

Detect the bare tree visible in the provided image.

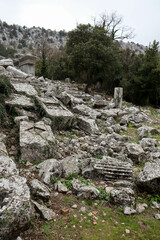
[94,11,135,40]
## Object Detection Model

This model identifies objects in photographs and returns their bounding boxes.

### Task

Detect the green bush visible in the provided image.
[0,74,12,96]
[0,75,12,126]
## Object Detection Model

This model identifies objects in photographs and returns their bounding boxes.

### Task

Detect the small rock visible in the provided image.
[72,204,78,209]
[54,181,68,193]
[80,207,86,213]
[154,214,160,220]
[54,192,59,197]
[123,206,136,215]
[105,187,114,194]
[152,201,160,209]
[136,203,148,213]
[125,229,130,234]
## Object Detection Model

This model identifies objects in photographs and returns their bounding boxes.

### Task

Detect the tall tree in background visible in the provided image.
[66,24,122,93]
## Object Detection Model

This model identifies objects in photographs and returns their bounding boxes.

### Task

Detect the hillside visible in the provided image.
[0,20,67,55]
[0,20,146,57]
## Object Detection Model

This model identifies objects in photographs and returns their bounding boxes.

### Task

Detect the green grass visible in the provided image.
[23,203,160,240]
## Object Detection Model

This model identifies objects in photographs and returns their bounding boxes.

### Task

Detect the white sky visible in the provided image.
[0,0,160,46]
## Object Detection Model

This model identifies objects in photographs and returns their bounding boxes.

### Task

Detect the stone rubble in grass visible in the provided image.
[1,60,160,238]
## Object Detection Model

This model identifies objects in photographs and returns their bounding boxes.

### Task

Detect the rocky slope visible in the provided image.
[0,59,160,239]
[0,20,67,54]
[0,20,147,57]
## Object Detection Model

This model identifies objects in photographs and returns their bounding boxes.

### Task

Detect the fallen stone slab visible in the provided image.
[36,96,74,129]
[76,116,99,135]
[136,159,160,194]
[0,175,33,240]
[33,159,62,185]
[20,120,56,162]
[6,66,28,77]
[5,94,34,110]
[32,200,56,221]
[11,83,38,96]
[0,58,13,67]
[91,156,132,181]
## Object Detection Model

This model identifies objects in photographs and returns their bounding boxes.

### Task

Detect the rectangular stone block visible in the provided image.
[36,96,74,130]
[20,120,56,162]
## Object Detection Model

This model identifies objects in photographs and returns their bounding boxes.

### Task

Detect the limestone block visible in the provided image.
[0,58,13,67]
[6,66,28,77]
[114,87,123,108]
[20,120,56,162]
[136,159,160,194]
[5,94,34,109]
[36,96,74,129]
[0,155,19,176]
[0,175,33,240]
[76,116,99,135]
[11,83,38,96]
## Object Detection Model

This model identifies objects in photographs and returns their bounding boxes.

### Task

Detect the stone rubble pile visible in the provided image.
[1,59,160,239]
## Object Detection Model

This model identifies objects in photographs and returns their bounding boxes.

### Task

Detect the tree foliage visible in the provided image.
[121,41,160,105]
[66,24,122,93]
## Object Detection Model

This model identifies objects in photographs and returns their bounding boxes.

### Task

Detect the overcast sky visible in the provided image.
[0,0,160,46]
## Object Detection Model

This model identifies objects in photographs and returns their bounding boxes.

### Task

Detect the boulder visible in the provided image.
[110,187,135,206]
[137,126,159,140]
[29,179,51,200]
[140,138,157,151]
[136,160,160,194]
[32,201,56,221]
[125,143,144,163]
[72,179,99,199]
[0,155,19,177]
[76,116,99,135]
[20,120,56,162]
[61,155,81,177]
[33,159,62,185]
[0,175,33,240]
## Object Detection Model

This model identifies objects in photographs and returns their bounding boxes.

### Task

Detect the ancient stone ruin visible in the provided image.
[0,58,160,239]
